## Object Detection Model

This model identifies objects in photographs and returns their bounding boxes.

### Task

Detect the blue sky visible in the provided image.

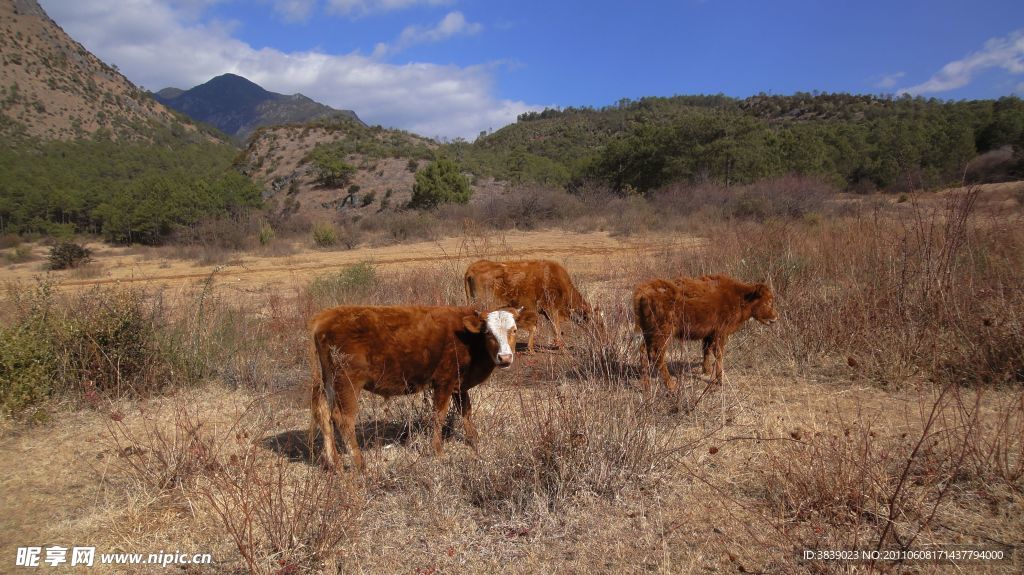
[41,0,1024,140]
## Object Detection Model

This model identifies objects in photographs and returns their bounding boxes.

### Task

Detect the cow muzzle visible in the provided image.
[496,353,514,368]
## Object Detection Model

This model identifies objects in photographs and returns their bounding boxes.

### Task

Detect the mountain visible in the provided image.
[0,0,211,142]
[155,87,185,100]
[155,74,363,140]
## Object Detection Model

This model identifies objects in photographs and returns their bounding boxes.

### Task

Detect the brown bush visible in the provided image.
[172,210,263,251]
[650,175,835,223]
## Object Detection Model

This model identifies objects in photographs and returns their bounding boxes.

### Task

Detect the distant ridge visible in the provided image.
[155,73,364,140]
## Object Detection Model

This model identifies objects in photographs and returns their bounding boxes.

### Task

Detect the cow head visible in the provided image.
[463,307,521,368]
[745,283,778,325]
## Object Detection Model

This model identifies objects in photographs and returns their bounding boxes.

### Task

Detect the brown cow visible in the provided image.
[464,259,600,353]
[310,305,521,470]
[633,274,778,392]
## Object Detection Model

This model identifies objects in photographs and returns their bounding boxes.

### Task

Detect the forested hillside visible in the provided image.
[0,0,261,243]
[0,137,260,242]
[451,93,1024,193]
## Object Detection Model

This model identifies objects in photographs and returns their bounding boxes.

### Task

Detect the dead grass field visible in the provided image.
[1,187,1022,574]
[0,229,697,295]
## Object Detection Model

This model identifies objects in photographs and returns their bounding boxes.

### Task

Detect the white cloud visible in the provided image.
[373,11,482,58]
[270,0,316,22]
[872,71,905,89]
[38,0,538,140]
[899,30,1024,95]
[326,0,453,18]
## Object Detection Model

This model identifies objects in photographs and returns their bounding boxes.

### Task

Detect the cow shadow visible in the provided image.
[665,359,709,378]
[262,415,458,464]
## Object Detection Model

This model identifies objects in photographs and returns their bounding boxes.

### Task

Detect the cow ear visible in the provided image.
[744,286,764,302]
[513,306,524,319]
[463,312,485,333]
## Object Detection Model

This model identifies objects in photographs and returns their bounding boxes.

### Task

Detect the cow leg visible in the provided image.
[335,379,364,471]
[701,335,715,376]
[639,332,654,393]
[658,336,678,393]
[453,389,479,449]
[431,387,454,455]
[550,310,565,349]
[642,330,676,393]
[713,335,728,383]
[526,329,537,354]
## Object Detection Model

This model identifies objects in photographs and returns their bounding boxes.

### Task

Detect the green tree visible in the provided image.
[308,146,355,188]
[408,157,471,209]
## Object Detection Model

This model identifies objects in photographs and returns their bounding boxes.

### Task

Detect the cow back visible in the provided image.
[312,305,493,396]
[466,259,587,320]
[674,275,764,338]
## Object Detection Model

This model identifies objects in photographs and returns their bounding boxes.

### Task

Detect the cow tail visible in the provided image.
[308,331,336,460]
[633,291,651,333]
[464,273,476,303]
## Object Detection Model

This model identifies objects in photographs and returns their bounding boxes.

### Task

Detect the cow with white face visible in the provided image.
[472,308,520,367]
[310,305,521,471]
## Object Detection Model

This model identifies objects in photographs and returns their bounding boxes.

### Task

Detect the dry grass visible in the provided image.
[1,187,1022,573]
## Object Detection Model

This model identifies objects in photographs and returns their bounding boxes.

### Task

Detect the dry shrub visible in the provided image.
[649,175,834,223]
[56,287,170,396]
[0,282,180,409]
[102,394,360,574]
[459,383,673,514]
[47,240,92,270]
[455,313,679,514]
[104,401,215,493]
[304,263,464,312]
[369,266,463,306]
[304,261,378,309]
[760,419,908,531]
[965,145,1018,183]
[200,442,359,575]
[172,211,263,251]
[3,244,34,265]
[378,206,438,240]
[755,385,1022,557]
[0,271,309,415]
[469,185,583,230]
[311,222,338,248]
[934,387,1024,490]
[563,301,641,386]
[939,293,1024,387]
